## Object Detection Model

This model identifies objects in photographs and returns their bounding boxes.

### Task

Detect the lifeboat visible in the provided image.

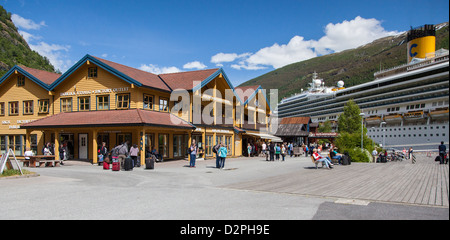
[383,114,402,122]
[428,109,449,119]
[403,111,424,121]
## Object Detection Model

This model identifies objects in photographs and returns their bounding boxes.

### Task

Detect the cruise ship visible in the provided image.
[277,24,449,150]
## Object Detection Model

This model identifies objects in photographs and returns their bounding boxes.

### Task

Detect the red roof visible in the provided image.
[234,85,260,103]
[93,56,171,92]
[21,109,195,129]
[18,65,61,85]
[159,68,219,90]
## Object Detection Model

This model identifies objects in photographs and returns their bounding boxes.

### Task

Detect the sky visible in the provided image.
[1,0,449,87]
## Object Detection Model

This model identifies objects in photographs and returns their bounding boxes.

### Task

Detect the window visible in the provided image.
[143,94,154,110]
[88,67,98,78]
[9,102,19,115]
[79,97,90,111]
[61,98,72,112]
[205,135,213,157]
[159,97,168,112]
[23,100,33,115]
[0,102,4,116]
[97,95,109,110]
[17,75,25,86]
[158,134,169,158]
[116,94,129,109]
[38,99,49,113]
[225,136,232,155]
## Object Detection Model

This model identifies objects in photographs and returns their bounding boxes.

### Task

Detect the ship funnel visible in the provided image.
[407,24,436,63]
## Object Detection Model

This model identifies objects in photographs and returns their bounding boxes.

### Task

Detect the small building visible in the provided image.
[274,116,311,146]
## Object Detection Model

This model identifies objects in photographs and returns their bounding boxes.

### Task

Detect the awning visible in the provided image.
[245,132,283,142]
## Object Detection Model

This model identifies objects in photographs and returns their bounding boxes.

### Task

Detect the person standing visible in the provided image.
[438,141,447,164]
[218,143,228,169]
[269,142,275,161]
[281,144,286,161]
[213,142,221,168]
[262,141,268,161]
[130,144,139,167]
[189,139,197,168]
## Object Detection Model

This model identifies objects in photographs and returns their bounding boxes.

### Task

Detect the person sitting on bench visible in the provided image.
[312,148,333,169]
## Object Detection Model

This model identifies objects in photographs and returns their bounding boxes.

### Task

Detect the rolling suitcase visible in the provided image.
[112,156,120,171]
[124,157,133,171]
[145,156,155,170]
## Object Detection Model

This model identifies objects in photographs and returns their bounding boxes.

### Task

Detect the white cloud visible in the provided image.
[11,14,46,30]
[28,41,71,71]
[211,52,251,66]
[183,61,207,70]
[213,16,401,70]
[139,64,181,74]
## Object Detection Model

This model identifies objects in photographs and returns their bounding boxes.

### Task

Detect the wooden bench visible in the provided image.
[27,155,61,167]
[15,156,30,167]
[311,156,325,169]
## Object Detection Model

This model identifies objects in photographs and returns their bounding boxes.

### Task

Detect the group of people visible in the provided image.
[188,139,228,168]
[24,141,70,165]
[98,141,163,168]
[260,142,291,161]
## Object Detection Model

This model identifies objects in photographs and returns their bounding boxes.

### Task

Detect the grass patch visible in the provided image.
[1,169,36,178]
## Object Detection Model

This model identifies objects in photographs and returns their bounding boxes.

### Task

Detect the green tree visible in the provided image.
[337,99,361,134]
[318,120,332,133]
[335,99,374,162]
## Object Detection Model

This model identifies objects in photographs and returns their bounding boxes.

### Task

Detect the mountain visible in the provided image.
[239,22,449,102]
[0,5,56,77]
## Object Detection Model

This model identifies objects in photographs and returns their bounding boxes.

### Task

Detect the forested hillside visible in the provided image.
[0,5,56,77]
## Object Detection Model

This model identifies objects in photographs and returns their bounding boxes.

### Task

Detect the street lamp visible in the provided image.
[359,113,365,150]
[380,121,386,148]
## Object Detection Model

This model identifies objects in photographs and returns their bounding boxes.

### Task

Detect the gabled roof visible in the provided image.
[49,54,171,92]
[279,116,311,125]
[21,109,195,129]
[0,65,60,90]
[234,85,261,105]
[159,68,219,90]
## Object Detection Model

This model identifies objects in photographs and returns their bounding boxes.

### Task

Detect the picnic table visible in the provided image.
[21,155,61,167]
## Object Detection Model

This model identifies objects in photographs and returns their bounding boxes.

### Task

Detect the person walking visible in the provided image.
[281,144,286,161]
[218,143,228,169]
[438,141,447,164]
[189,139,198,168]
[275,144,281,161]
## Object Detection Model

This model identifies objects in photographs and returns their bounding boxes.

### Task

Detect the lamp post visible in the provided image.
[380,121,386,148]
[359,113,365,150]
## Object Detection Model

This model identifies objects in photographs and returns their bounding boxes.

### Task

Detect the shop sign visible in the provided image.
[309,132,338,138]
[60,87,129,96]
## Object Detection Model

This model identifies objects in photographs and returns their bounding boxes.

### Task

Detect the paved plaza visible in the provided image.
[0,152,448,220]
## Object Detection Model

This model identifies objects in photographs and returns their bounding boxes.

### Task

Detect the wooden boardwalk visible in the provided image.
[225,153,449,207]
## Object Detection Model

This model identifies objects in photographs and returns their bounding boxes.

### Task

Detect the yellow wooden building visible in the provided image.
[0,54,274,165]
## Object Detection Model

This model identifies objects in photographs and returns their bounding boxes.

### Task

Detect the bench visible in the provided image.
[15,156,30,167]
[311,156,325,169]
[26,155,61,167]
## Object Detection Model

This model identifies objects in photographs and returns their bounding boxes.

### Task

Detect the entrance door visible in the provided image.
[79,134,88,159]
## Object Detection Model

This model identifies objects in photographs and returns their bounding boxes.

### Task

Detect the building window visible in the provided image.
[205,135,213,157]
[159,97,168,112]
[225,136,232,155]
[23,100,33,115]
[116,94,129,109]
[158,134,169,158]
[79,97,90,111]
[9,101,19,115]
[97,95,109,110]
[61,98,72,112]
[0,102,4,116]
[143,94,154,110]
[38,99,49,113]
[17,76,25,86]
[88,67,97,78]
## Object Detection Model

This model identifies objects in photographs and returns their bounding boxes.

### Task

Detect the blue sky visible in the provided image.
[2,0,449,87]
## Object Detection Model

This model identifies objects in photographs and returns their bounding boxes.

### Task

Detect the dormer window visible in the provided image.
[17,76,25,86]
[88,67,98,78]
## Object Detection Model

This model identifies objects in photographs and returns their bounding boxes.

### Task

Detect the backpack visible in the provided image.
[213,144,220,154]
[276,146,281,154]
